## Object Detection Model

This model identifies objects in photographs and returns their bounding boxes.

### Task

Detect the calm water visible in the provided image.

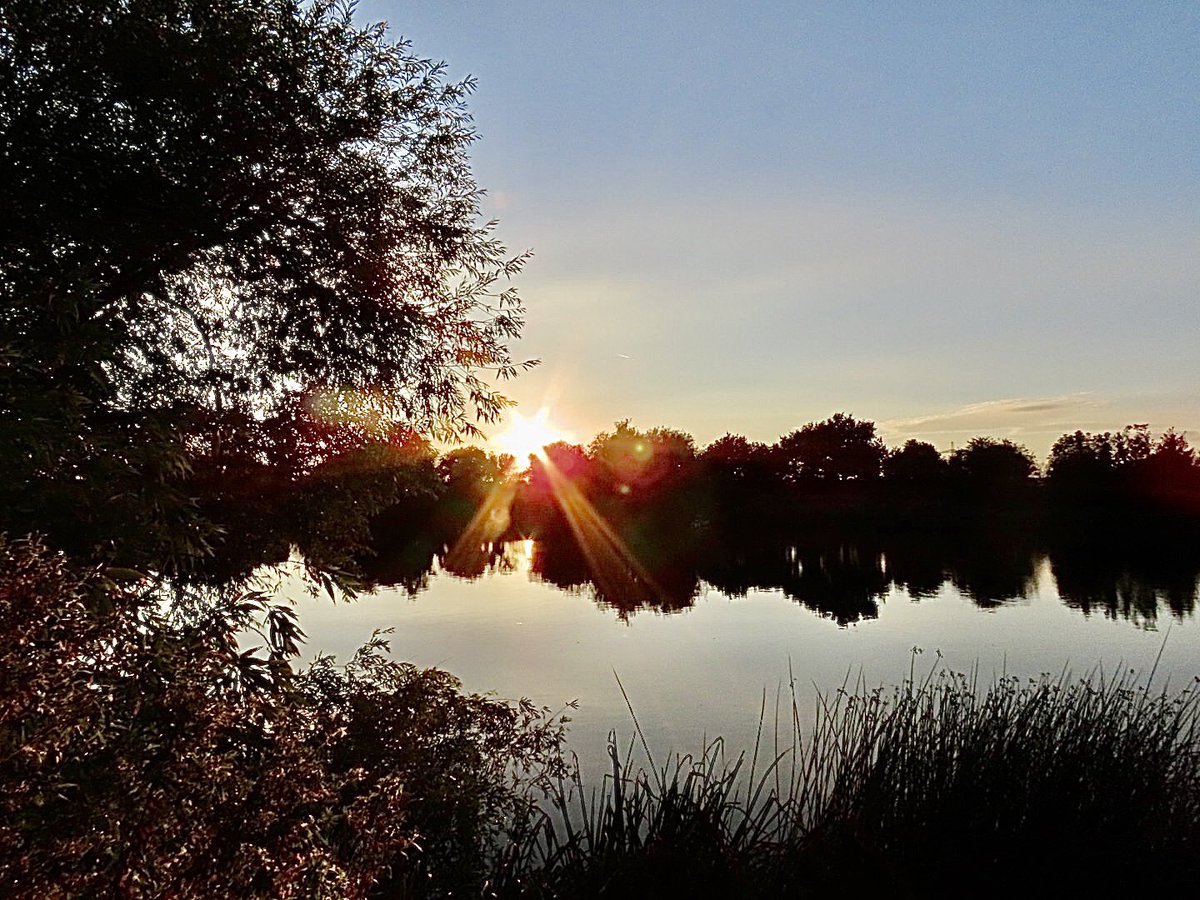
[284,535,1200,773]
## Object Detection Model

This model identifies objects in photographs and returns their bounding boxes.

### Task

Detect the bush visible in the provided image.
[0,536,569,898]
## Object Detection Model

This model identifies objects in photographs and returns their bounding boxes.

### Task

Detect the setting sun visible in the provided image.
[492,407,570,463]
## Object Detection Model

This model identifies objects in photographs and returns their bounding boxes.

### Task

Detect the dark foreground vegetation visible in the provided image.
[514,663,1200,897]
[4,2,1200,897]
[8,537,1199,897]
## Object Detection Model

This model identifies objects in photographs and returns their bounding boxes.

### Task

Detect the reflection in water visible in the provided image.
[1052,551,1199,627]
[363,524,1200,629]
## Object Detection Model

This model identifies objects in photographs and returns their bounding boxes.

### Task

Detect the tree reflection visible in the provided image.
[363,524,1200,628]
[1052,539,1199,627]
[349,415,1200,625]
[779,543,889,625]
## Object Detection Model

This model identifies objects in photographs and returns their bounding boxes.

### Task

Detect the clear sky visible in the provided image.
[362,1,1198,461]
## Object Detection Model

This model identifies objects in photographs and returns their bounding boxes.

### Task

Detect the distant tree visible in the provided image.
[519,441,591,510]
[1,0,531,572]
[1150,428,1196,470]
[288,432,442,581]
[883,440,948,483]
[588,421,697,495]
[950,437,1038,488]
[1047,425,1200,509]
[541,441,593,479]
[1046,430,1118,494]
[776,413,885,483]
[700,439,772,520]
[1139,428,1200,503]
[437,447,513,501]
[702,434,769,465]
[1113,424,1154,466]
[431,446,514,543]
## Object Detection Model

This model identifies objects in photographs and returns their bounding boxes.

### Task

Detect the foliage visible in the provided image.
[587,420,697,496]
[775,413,885,484]
[882,438,947,482]
[1,0,532,572]
[1046,424,1200,513]
[0,535,353,897]
[0,536,571,898]
[700,434,768,475]
[301,638,573,896]
[948,436,1038,488]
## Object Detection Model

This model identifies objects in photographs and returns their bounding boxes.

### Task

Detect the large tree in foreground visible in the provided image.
[1,0,532,567]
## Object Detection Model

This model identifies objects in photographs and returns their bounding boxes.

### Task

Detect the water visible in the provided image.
[284,535,1200,776]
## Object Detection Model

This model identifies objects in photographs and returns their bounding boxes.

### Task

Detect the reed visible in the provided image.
[497,657,1200,897]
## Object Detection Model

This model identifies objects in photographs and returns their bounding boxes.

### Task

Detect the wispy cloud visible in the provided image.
[879,394,1108,452]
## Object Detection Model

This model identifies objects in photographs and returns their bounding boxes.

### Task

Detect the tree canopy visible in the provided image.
[776,413,885,483]
[1,0,532,568]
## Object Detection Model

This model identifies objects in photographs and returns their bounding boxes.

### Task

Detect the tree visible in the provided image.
[1139,428,1200,505]
[1,7,572,895]
[1,0,531,570]
[1046,430,1118,494]
[950,437,1038,488]
[883,439,948,483]
[701,433,772,481]
[775,413,885,484]
[588,421,697,496]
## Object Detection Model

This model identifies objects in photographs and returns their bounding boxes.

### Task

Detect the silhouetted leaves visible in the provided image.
[1,0,530,574]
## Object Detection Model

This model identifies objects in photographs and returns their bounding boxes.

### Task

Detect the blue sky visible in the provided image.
[363,1,1198,459]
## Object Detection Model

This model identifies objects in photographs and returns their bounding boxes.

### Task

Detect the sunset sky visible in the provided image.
[363,1,1198,460]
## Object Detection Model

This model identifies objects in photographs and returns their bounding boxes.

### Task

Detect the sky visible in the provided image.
[362,1,1198,461]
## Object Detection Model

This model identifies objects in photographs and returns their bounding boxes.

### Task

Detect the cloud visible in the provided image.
[879,394,1107,452]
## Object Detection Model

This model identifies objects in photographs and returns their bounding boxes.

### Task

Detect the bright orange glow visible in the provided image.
[492,407,570,463]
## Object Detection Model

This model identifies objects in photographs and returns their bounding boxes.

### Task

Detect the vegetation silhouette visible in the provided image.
[353,414,1200,625]
[2,0,533,582]
[2,3,563,896]
[503,664,1200,898]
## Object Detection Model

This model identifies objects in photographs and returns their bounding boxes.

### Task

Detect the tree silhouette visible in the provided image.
[588,421,697,497]
[950,437,1037,489]
[883,439,948,483]
[1046,430,1119,495]
[701,433,772,480]
[776,413,885,484]
[1,0,530,571]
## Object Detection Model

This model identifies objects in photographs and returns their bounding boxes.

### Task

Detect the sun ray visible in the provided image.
[444,475,519,575]
[537,453,671,615]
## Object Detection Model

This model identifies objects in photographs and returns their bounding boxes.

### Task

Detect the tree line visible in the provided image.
[358,414,1200,558]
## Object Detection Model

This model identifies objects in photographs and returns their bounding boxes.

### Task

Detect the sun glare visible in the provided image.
[493,408,568,463]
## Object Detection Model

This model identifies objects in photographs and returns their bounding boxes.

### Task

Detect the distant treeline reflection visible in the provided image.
[364,528,1199,628]
[177,411,1199,623]
[351,415,1200,624]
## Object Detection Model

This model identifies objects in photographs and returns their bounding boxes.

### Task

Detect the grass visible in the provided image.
[494,656,1200,898]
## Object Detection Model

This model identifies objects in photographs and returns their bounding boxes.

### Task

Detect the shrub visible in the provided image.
[0,536,569,898]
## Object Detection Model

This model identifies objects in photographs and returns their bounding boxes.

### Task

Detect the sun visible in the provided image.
[492,407,569,464]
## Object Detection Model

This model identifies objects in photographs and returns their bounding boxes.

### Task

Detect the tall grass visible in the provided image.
[497,658,1200,897]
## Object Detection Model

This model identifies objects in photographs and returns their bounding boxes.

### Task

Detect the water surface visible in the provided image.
[287,536,1200,773]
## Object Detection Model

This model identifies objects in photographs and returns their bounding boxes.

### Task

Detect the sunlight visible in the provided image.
[492,407,570,463]
[537,452,669,615]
